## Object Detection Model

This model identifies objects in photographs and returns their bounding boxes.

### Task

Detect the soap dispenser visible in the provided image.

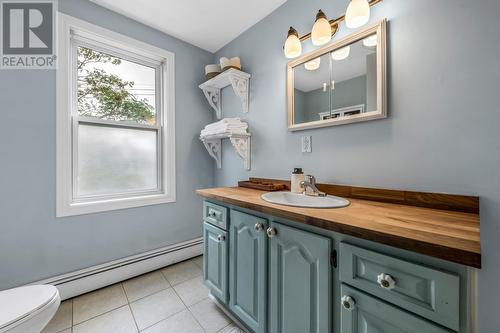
[291,168,305,193]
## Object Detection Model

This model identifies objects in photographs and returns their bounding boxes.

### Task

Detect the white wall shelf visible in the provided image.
[200,132,251,170]
[199,69,251,118]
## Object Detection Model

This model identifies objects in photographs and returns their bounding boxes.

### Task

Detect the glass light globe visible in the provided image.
[284,27,302,59]
[363,34,377,47]
[304,57,321,71]
[331,46,350,61]
[345,0,370,29]
[311,10,332,46]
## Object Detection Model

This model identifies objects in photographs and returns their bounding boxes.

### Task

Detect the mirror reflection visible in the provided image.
[292,33,378,125]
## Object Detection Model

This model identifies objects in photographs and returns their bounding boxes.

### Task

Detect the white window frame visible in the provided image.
[57,14,175,217]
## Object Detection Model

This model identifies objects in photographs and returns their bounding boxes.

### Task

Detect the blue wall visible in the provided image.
[0,0,214,289]
[214,0,500,331]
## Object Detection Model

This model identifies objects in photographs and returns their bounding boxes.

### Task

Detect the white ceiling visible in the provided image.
[90,0,287,52]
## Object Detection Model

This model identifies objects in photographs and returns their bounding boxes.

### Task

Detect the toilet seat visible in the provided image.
[0,285,60,333]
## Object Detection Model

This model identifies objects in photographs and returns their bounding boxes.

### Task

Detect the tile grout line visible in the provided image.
[120,283,140,333]
[160,259,203,287]
[129,267,194,332]
[186,306,209,333]
[128,285,173,304]
[137,307,187,332]
[70,299,74,333]
[170,279,209,333]
[67,260,205,332]
[71,303,129,328]
[71,284,129,327]
[123,270,172,304]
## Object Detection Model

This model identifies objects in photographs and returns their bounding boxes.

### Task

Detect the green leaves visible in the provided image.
[77,47,156,124]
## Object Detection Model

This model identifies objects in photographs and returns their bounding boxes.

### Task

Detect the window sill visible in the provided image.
[56,192,176,217]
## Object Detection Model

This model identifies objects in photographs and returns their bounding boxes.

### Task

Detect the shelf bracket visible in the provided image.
[230,136,251,170]
[199,69,250,118]
[229,74,249,114]
[201,86,222,119]
[201,138,222,168]
[200,133,251,170]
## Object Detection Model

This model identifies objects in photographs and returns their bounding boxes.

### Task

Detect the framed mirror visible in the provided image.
[287,19,386,131]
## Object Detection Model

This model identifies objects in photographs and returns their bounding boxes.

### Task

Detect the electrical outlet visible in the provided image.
[301,136,312,153]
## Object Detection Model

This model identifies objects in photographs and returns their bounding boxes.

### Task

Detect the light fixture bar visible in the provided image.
[298,0,383,42]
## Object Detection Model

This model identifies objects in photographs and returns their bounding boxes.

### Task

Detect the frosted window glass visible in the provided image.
[77,124,158,197]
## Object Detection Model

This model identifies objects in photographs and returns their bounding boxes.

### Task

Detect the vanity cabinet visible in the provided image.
[269,222,331,333]
[201,199,469,333]
[203,206,332,333]
[229,210,268,333]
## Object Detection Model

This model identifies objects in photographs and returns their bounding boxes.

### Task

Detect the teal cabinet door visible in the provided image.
[229,210,268,333]
[269,222,331,333]
[340,284,453,333]
[203,222,228,303]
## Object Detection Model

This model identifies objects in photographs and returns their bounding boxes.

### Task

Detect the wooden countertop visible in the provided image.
[196,187,481,268]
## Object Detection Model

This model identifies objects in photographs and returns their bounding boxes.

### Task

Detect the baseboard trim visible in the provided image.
[33,237,203,300]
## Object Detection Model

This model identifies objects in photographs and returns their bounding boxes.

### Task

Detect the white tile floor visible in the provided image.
[42,256,245,333]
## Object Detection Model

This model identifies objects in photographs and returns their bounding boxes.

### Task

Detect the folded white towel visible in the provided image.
[200,119,248,138]
[204,118,242,130]
[200,127,248,137]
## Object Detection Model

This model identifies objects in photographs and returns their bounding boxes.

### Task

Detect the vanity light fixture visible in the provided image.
[346,0,371,28]
[311,10,332,46]
[362,34,378,47]
[304,57,321,70]
[284,27,302,59]
[282,0,382,58]
[331,46,350,61]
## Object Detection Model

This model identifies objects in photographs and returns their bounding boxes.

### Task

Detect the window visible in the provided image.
[57,14,175,216]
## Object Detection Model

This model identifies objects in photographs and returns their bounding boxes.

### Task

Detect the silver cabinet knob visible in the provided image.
[217,235,225,242]
[377,273,396,290]
[208,210,217,218]
[341,295,355,311]
[266,227,277,238]
[254,223,264,231]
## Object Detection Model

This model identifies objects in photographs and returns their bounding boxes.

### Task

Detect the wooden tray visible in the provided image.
[238,179,287,191]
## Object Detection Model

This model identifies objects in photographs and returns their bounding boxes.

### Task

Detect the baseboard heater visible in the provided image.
[33,237,203,300]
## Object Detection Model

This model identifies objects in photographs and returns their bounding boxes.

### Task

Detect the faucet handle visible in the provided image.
[305,175,316,184]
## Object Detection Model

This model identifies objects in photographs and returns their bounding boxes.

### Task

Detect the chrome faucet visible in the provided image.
[300,175,326,197]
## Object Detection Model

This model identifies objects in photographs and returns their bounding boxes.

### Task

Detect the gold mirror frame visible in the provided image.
[287,19,387,131]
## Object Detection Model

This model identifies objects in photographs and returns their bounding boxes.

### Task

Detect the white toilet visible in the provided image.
[0,285,60,333]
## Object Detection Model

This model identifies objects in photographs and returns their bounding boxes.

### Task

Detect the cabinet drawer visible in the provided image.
[203,201,228,230]
[340,284,453,333]
[339,243,459,331]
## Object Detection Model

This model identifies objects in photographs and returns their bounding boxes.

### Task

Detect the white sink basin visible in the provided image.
[261,191,350,209]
